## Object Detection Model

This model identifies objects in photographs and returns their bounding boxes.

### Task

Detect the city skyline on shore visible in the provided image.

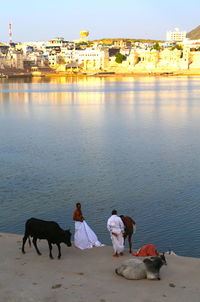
[1,0,200,43]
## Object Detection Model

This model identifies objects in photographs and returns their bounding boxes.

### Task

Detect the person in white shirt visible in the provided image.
[107,209,124,257]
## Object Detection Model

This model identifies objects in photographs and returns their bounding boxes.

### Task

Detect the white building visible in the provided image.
[0,50,23,69]
[182,38,200,49]
[166,28,186,42]
[45,47,109,71]
[74,48,109,70]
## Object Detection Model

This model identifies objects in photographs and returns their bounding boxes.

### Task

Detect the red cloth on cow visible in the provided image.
[132,244,158,257]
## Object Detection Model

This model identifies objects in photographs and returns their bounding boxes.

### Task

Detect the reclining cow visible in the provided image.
[115,254,167,280]
[22,218,72,259]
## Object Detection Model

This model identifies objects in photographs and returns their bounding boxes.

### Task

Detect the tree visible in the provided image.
[152,42,161,51]
[115,52,126,63]
[75,42,88,47]
[171,45,183,51]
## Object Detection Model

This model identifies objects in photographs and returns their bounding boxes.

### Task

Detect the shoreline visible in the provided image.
[1,232,200,302]
[2,70,200,79]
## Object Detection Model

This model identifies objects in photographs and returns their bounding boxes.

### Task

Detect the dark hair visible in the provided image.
[112,209,117,215]
[76,203,81,207]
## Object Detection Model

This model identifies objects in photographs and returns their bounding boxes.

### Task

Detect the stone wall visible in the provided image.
[106,47,200,73]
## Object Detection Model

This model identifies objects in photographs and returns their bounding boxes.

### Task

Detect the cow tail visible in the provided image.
[28,236,32,248]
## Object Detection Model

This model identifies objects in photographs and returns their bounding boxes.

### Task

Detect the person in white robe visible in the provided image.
[107,209,124,257]
[73,203,104,250]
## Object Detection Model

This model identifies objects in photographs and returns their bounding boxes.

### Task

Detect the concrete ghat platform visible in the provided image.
[0,232,200,302]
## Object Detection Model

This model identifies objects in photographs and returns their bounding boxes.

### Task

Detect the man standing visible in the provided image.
[120,215,136,253]
[107,209,124,257]
[73,203,104,249]
[73,202,84,223]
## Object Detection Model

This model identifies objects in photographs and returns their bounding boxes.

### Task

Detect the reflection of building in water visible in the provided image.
[0,77,108,105]
[0,77,198,127]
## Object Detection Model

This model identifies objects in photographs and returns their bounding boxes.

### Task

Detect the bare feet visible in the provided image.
[112,254,119,257]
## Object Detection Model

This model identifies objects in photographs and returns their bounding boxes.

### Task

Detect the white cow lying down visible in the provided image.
[115,255,167,280]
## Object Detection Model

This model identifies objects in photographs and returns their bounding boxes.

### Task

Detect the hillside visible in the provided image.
[187,25,200,39]
[92,38,163,44]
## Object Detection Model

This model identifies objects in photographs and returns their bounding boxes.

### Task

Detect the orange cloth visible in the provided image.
[132,244,158,257]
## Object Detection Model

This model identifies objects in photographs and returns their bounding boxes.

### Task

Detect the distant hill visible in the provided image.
[187,25,200,39]
[92,38,163,44]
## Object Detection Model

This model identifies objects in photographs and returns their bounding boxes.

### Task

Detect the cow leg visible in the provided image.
[48,240,54,259]
[33,237,41,255]
[123,234,127,251]
[128,234,132,253]
[56,243,61,259]
[22,234,28,254]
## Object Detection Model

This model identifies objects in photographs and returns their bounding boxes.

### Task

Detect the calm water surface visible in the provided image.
[0,76,200,257]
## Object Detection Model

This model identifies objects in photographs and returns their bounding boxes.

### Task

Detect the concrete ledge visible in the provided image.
[0,232,200,302]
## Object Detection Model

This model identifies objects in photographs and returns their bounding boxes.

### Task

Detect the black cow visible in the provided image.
[22,218,72,259]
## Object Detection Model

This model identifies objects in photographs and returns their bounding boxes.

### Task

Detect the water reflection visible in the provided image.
[1,76,200,119]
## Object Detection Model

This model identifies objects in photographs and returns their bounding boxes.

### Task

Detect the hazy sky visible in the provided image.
[1,0,200,43]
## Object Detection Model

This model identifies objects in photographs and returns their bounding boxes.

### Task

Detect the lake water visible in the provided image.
[1,76,200,257]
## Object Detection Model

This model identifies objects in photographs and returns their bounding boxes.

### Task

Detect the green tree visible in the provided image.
[171,45,183,50]
[152,42,161,51]
[75,42,88,47]
[115,52,126,63]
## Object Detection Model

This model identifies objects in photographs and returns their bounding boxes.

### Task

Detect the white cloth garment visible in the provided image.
[165,249,177,256]
[74,220,104,250]
[111,232,124,254]
[107,214,124,254]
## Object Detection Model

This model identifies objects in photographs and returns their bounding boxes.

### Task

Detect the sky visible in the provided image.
[1,0,200,43]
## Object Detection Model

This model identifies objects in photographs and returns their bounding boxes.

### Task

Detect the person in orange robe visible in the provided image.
[132,244,159,257]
